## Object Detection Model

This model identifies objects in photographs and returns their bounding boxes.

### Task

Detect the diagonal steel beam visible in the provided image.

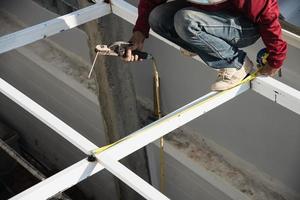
[8,80,250,200]
[0,2,111,54]
[0,78,97,155]
[98,159,170,200]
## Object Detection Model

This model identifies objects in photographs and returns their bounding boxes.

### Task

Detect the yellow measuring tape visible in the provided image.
[91,68,261,151]
[91,69,260,151]
[91,66,261,191]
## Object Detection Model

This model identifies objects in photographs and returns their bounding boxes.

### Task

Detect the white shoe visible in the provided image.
[211,56,254,91]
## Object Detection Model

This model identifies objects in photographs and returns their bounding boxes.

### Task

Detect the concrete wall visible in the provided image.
[147,143,237,200]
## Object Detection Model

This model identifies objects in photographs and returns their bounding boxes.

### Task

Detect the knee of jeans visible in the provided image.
[174,9,197,41]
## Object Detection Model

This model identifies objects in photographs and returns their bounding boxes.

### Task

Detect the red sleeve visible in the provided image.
[257,0,287,68]
[133,0,166,38]
[244,0,287,68]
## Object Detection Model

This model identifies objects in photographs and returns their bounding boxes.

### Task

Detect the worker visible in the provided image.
[124,0,287,91]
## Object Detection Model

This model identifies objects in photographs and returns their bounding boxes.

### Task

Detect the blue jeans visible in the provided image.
[149,0,260,69]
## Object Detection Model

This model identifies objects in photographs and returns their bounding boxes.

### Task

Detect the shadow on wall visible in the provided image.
[278,0,300,35]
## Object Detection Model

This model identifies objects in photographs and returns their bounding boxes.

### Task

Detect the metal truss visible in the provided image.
[0,0,299,199]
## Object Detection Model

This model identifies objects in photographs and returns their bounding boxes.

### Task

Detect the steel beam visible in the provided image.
[98,158,170,200]
[282,29,300,49]
[10,159,104,200]
[10,82,250,200]
[252,76,300,115]
[0,2,111,54]
[97,83,249,164]
[0,78,97,155]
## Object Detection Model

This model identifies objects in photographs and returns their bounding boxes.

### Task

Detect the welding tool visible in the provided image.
[88,41,153,78]
[95,41,153,59]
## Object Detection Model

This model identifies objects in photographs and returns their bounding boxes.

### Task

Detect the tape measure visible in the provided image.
[256,48,282,77]
[256,48,269,66]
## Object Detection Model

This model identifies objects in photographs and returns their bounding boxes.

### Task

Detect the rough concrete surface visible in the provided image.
[164,130,287,200]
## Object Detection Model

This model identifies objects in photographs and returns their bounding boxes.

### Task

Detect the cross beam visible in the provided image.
[0,2,110,54]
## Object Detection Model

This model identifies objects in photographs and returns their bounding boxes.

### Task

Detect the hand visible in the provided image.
[124,31,146,62]
[259,63,281,77]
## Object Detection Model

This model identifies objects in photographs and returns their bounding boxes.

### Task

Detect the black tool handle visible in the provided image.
[132,50,152,60]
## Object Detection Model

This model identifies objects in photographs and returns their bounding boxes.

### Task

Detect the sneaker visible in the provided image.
[211,56,254,91]
[180,47,197,57]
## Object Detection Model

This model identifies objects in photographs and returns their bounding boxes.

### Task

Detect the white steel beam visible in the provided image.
[98,158,170,200]
[97,83,249,162]
[251,76,300,115]
[94,84,249,199]
[282,29,300,49]
[0,2,111,54]
[0,78,97,154]
[11,83,249,200]
[10,159,104,200]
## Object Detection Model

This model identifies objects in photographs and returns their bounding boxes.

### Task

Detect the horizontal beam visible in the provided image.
[94,84,249,198]
[10,83,249,200]
[10,158,104,200]
[0,78,97,155]
[98,159,169,200]
[0,2,111,54]
[282,29,300,49]
[97,83,249,162]
[251,76,300,115]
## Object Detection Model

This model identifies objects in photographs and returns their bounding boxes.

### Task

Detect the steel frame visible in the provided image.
[0,0,298,200]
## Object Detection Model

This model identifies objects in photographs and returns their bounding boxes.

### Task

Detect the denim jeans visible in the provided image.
[148,0,260,69]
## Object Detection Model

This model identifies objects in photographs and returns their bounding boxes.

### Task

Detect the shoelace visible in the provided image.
[217,69,232,80]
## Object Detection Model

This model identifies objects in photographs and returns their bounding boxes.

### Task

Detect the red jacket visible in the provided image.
[133,0,287,68]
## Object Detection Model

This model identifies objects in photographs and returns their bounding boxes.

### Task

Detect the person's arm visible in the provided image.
[125,0,165,61]
[133,0,166,38]
[243,0,287,75]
